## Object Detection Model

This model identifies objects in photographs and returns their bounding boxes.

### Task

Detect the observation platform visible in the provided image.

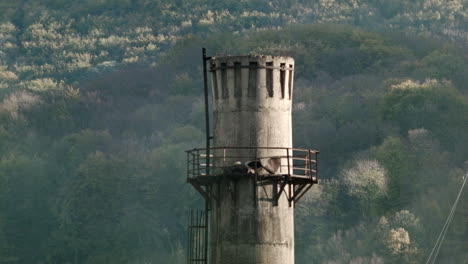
[186,147,318,205]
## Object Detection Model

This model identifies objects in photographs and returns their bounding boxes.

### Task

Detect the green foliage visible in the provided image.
[0,3,466,262]
[381,79,468,154]
[0,154,53,263]
[58,152,128,262]
[375,137,409,209]
[53,129,113,168]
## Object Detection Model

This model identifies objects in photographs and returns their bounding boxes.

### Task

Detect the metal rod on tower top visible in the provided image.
[202,48,210,264]
[202,48,210,174]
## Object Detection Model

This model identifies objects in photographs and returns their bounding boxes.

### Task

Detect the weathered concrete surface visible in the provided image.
[209,55,295,264]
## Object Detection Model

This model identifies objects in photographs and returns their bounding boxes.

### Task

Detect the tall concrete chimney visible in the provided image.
[187,53,318,264]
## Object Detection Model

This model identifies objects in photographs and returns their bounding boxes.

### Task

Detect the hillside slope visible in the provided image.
[0,2,467,263]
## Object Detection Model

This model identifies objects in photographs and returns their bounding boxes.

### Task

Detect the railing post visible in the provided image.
[254,149,258,170]
[223,148,226,167]
[286,148,290,178]
[192,151,196,178]
[187,151,190,180]
[198,150,201,176]
[206,149,210,178]
[315,152,318,180]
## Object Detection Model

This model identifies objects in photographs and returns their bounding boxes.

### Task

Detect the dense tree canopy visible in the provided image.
[0,0,467,263]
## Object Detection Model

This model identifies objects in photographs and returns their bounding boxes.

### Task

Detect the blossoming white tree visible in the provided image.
[341,159,388,216]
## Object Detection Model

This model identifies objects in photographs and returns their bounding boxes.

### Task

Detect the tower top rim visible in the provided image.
[210,54,294,61]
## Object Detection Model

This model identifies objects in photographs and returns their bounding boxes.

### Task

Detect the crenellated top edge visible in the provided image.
[210,54,294,62]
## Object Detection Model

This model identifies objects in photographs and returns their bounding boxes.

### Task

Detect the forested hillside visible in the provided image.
[0,1,467,263]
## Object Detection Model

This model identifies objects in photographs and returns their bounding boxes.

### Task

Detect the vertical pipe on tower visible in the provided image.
[202,48,211,264]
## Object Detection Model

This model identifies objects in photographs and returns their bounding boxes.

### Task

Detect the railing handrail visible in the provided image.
[186,146,319,181]
[186,146,319,154]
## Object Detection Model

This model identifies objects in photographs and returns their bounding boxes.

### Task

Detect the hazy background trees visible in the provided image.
[0,0,467,263]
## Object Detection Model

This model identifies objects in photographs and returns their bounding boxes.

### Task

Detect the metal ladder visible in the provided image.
[187,209,208,264]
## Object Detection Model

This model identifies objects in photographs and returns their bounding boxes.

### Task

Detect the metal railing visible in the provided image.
[186,147,318,181]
